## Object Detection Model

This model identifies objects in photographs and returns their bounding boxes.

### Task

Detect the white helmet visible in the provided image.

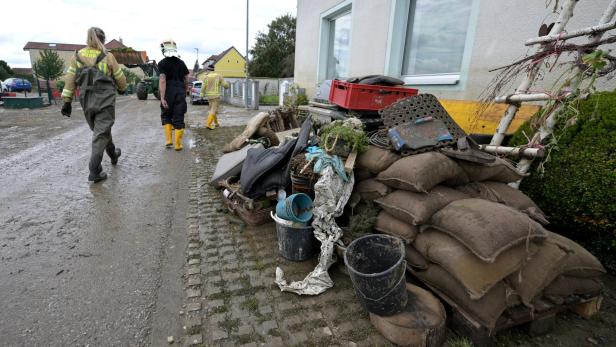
[161,38,178,57]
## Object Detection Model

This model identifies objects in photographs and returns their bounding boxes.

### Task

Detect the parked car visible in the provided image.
[4,78,32,92]
[190,81,208,105]
[0,80,8,93]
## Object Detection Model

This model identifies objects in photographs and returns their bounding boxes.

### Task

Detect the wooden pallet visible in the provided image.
[450,294,602,347]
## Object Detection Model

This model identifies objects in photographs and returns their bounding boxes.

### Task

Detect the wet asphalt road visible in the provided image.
[0,97,192,346]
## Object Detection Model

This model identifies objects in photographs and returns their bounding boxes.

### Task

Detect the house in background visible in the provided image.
[294,0,614,136]
[197,46,246,79]
[23,39,148,79]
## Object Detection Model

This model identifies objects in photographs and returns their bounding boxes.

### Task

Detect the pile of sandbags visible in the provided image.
[353,148,606,331]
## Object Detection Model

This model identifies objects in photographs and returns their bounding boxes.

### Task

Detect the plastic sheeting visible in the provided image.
[275,165,355,295]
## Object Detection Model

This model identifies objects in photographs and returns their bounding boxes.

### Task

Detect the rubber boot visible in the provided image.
[175,128,184,151]
[110,148,121,165]
[213,113,220,127]
[88,164,107,183]
[164,124,173,148]
[206,114,215,130]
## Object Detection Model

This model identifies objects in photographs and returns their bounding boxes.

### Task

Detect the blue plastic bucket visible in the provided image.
[275,193,313,223]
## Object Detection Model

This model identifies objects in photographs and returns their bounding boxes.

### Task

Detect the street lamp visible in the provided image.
[245,0,249,108]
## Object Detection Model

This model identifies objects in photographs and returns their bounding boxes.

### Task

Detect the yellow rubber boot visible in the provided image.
[206,114,215,130]
[213,113,220,127]
[163,124,173,148]
[175,128,184,151]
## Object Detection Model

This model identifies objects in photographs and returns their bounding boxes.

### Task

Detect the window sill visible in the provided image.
[402,74,460,85]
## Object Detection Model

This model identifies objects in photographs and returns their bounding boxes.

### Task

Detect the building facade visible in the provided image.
[198,46,247,79]
[295,0,615,101]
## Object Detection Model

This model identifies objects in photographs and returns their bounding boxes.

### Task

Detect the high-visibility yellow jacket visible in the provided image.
[62,47,126,102]
[199,72,229,99]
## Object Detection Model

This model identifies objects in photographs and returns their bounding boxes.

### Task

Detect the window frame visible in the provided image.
[317,0,353,83]
[385,0,479,87]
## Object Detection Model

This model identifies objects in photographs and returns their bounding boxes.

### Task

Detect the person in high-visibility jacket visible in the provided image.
[61,27,126,183]
[199,67,229,129]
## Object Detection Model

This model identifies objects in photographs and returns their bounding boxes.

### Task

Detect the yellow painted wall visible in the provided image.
[439,99,539,135]
[214,48,246,78]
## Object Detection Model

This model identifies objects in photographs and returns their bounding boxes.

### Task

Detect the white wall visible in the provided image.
[294,0,616,100]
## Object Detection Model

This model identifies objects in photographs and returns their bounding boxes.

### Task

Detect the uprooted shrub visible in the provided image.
[510,90,616,271]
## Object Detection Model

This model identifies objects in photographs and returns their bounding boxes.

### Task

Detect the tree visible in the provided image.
[0,60,13,80]
[248,14,296,78]
[33,50,65,103]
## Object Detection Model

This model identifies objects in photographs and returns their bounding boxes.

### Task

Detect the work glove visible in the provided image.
[61,102,72,117]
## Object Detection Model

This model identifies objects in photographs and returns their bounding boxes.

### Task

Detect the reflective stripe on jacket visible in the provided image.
[62,48,127,102]
[199,72,229,98]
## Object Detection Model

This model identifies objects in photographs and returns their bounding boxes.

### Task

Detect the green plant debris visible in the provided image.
[240,297,259,312]
[218,317,240,333]
[448,336,474,347]
[320,120,370,154]
[210,305,229,314]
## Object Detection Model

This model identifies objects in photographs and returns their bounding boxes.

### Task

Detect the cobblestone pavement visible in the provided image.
[181,126,394,347]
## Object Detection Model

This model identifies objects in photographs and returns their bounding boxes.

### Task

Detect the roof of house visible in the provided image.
[201,46,245,66]
[23,39,127,52]
[12,67,33,75]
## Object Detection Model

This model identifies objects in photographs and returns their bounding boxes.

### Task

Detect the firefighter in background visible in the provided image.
[158,39,189,150]
[61,27,126,183]
[200,66,229,130]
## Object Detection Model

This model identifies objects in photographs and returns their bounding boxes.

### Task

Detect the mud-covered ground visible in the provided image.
[1,97,614,346]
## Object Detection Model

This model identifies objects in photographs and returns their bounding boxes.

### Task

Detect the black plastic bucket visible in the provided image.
[344,234,407,316]
[272,212,319,261]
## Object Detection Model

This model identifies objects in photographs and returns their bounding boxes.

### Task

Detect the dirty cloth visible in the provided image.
[305,147,348,181]
[276,166,355,295]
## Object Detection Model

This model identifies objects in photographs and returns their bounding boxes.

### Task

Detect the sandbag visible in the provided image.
[356,146,400,174]
[410,264,516,330]
[377,152,463,193]
[375,186,468,225]
[374,211,419,244]
[429,199,547,263]
[505,240,570,306]
[369,283,447,347]
[405,245,428,271]
[223,111,269,153]
[354,169,375,182]
[543,276,603,305]
[548,232,606,278]
[455,181,548,224]
[349,179,391,208]
[450,157,525,184]
[415,228,538,300]
[256,126,280,147]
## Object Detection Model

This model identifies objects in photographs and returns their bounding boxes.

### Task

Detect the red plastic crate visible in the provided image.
[328,80,418,111]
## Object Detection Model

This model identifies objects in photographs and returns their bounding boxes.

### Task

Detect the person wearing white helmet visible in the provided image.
[158,39,189,150]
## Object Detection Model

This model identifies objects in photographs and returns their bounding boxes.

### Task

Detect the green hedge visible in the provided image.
[511,90,616,270]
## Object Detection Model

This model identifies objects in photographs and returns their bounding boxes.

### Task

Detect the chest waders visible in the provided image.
[74,52,120,180]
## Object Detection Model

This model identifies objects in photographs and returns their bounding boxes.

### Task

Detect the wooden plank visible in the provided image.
[570,296,602,319]
[345,151,358,173]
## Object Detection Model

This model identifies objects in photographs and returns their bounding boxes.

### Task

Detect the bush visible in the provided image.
[259,95,279,105]
[511,90,616,270]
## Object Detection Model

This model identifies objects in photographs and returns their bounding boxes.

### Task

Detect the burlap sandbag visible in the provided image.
[405,245,429,271]
[548,231,606,277]
[354,169,375,182]
[349,179,391,208]
[223,112,269,153]
[374,211,419,244]
[256,126,280,147]
[356,146,400,174]
[505,239,570,306]
[369,283,447,347]
[375,186,468,225]
[543,275,604,305]
[415,228,538,300]
[377,152,463,193]
[455,181,548,225]
[429,199,547,263]
[410,264,517,330]
[449,158,526,184]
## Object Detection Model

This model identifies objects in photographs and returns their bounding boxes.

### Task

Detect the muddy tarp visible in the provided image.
[275,165,355,295]
[240,118,312,198]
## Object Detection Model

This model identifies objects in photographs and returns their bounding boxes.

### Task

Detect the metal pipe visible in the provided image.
[494,93,553,103]
[490,0,578,146]
[479,145,544,159]
[525,21,616,45]
[245,0,250,109]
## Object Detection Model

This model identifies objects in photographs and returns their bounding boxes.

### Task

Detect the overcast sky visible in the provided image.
[1,0,297,68]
